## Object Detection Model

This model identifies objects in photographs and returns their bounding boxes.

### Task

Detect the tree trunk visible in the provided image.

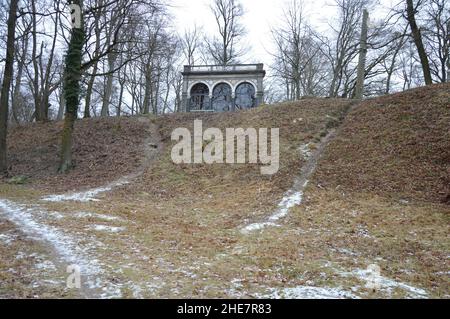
[100,56,116,117]
[31,0,43,121]
[0,0,19,174]
[143,65,152,114]
[12,34,29,124]
[117,84,124,117]
[84,0,103,118]
[84,63,97,118]
[59,0,84,173]
[41,2,60,121]
[447,55,450,82]
[56,86,65,121]
[406,0,433,85]
[354,9,369,99]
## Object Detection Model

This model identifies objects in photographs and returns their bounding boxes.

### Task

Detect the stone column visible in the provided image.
[256,91,264,106]
[182,93,189,112]
[256,73,264,106]
[182,70,189,112]
[230,93,236,111]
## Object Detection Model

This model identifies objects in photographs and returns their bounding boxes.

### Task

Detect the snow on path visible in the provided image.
[41,121,162,203]
[241,189,305,234]
[241,130,336,234]
[339,268,428,299]
[88,225,126,233]
[262,285,359,299]
[257,265,429,299]
[0,232,18,245]
[73,212,124,221]
[299,143,313,160]
[41,179,129,202]
[0,199,122,298]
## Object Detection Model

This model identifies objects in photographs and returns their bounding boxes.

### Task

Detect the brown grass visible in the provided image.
[3,116,152,192]
[313,83,450,204]
[0,88,448,298]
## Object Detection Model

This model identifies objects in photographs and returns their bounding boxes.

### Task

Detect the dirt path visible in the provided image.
[241,129,338,233]
[0,120,163,298]
[241,101,362,234]
[41,119,162,203]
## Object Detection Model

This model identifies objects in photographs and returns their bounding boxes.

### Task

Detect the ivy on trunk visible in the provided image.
[59,0,85,173]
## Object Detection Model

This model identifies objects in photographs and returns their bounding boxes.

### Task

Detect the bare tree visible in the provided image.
[11,9,32,123]
[181,25,201,66]
[381,25,409,94]
[206,0,246,65]
[0,0,19,173]
[423,0,450,82]
[322,0,369,97]
[406,0,433,85]
[83,0,105,118]
[99,1,130,117]
[171,71,183,112]
[26,0,62,122]
[271,0,330,100]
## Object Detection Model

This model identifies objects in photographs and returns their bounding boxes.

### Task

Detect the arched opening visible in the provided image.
[235,82,256,109]
[212,83,232,112]
[190,83,210,111]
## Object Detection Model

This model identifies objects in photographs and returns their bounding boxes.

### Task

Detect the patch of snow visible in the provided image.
[299,143,313,159]
[356,225,372,238]
[340,268,428,299]
[46,211,65,219]
[41,180,128,202]
[262,286,359,299]
[231,245,246,255]
[178,269,198,279]
[269,190,304,222]
[88,225,125,233]
[0,199,101,274]
[0,199,123,298]
[146,278,165,294]
[332,248,359,256]
[74,212,123,222]
[241,222,279,234]
[41,279,64,285]
[225,278,246,298]
[15,251,27,259]
[0,233,18,245]
[241,188,305,234]
[35,259,57,271]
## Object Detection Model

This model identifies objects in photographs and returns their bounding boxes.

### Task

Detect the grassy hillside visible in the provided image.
[0,86,448,299]
[4,117,152,192]
[313,83,450,204]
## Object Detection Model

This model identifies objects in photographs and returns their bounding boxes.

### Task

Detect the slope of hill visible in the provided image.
[313,83,450,204]
[3,116,153,192]
[0,86,448,299]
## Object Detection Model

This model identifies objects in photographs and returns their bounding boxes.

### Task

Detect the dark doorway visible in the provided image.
[212,83,232,112]
[235,82,256,109]
[190,83,210,111]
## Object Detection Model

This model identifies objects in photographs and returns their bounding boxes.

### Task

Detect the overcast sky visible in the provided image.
[169,0,397,67]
